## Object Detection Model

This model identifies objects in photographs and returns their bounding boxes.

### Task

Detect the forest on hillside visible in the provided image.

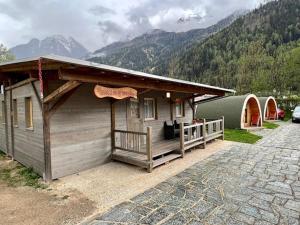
[169,0,300,96]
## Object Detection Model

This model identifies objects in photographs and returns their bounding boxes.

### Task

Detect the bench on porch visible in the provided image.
[111,117,224,172]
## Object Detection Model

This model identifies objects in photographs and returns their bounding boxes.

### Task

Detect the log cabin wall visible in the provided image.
[49,83,112,179]
[0,81,45,175]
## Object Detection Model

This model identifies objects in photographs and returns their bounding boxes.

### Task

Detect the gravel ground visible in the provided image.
[55,140,233,222]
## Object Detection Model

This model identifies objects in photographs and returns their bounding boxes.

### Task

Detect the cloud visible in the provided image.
[89,5,116,16]
[0,0,270,51]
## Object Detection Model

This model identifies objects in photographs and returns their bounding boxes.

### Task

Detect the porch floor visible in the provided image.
[112,139,181,169]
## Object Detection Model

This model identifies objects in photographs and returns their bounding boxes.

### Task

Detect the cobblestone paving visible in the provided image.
[88,122,300,225]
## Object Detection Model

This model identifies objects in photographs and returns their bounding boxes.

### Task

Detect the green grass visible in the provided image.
[263,121,279,129]
[224,129,262,144]
[0,155,47,189]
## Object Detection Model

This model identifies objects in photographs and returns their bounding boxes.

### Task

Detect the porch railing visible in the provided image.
[180,117,224,155]
[112,127,153,172]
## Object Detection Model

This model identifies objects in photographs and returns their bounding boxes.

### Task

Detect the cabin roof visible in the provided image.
[0,54,235,94]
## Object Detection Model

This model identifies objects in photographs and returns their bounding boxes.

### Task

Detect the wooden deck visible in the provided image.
[112,139,181,169]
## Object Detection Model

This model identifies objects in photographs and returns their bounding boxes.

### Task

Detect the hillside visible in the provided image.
[88,11,244,75]
[169,0,300,94]
[10,35,89,59]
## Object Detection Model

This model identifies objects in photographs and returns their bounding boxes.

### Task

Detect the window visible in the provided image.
[25,97,33,129]
[13,99,18,126]
[144,98,156,120]
[175,101,184,117]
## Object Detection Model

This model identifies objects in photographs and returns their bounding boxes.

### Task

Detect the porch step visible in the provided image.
[153,153,182,168]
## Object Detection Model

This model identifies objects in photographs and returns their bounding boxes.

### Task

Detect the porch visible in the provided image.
[112,117,224,172]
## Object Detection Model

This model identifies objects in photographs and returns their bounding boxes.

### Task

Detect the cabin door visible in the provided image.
[127,98,144,147]
[127,98,142,131]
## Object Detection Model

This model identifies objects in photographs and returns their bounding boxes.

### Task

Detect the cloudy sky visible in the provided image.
[0,0,268,51]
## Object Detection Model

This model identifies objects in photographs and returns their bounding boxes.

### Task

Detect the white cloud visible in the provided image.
[0,0,270,51]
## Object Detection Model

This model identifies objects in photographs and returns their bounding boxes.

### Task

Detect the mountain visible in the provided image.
[88,11,245,75]
[169,0,300,94]
[10,35,89,59]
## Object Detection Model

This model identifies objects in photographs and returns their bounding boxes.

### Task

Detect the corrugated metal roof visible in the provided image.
[0,54,235,93]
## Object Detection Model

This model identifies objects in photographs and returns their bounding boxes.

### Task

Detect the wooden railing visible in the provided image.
[180,117,224,154]
[112,127,153,172]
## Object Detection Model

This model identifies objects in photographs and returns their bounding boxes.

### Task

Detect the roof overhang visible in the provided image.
[0,54,236,95]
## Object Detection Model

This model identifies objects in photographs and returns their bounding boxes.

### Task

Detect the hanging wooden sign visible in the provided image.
[94,85,137,99]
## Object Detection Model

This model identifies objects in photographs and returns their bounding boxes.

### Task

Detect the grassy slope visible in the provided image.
[0,150,46,189]
[224,129,262,144]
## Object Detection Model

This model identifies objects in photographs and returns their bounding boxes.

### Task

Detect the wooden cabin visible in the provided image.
[0,55,234,181]
[196,94,263,129]
[258,96,278,121]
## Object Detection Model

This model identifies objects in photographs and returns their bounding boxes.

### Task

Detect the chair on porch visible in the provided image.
[251,114,260,126]
[164,121,180,139]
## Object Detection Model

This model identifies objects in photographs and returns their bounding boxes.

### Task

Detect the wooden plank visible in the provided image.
[30,81,42,110]
[43,102,52,181]
[9,80,15,159]
[146,127,153,172]
[203,119,206,149]
[180,123,185,157]
[112,153,148,168]
[114,129,147,135]
[5,78,37,91]
[111,100,116,154]
[59,69,225,95]
[3,82,9,155]
[48,86,79,118]
[43,80,81,103]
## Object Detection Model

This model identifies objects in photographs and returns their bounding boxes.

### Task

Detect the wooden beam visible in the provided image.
[3,82,9,156]
[48,86,79,118]
[43,102,52,181]
[30,82,42,110]
[5,78,37,91]
[9,79,15,159]
[59,69,225,95]
[43,80,81,104]
[111,100,116,156]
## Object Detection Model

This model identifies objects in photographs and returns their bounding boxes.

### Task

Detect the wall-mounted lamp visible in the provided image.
[166,92,171,98]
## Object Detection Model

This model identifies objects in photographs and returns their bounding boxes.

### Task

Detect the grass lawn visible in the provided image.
[263,121,279,129]
[224,129,262,144]
[0,150,47,189]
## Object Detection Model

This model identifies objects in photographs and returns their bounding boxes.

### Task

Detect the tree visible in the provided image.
[0,44,14,63]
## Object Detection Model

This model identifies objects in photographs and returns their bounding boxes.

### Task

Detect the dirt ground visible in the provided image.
[0,158,96,225]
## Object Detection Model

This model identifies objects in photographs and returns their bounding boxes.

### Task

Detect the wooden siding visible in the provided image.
[1,81,44,175]
[50,84,111,179]
[141,91,193,143]
[0,94,7,153]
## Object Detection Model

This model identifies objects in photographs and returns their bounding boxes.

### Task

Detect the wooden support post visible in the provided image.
[202,119,206,149]
[3,82,9,155]
[43,102,52,182]
[221,116,225,141]
[170,99,173,121]
[9,80,14,159]
[192,98,195,120]
[146,126,153,173]
[180,122,185,158]
[31,82,42,110]
[111,100,116,156]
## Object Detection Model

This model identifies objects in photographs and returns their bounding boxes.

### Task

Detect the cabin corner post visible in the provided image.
[221,116,225,141]
[202,119,206,149]
[9,79,15,160]
[111,100,116,156]
[39,59,52,182]
[3,82,9,156]
[146,126,153,173]
[180,123,185,158]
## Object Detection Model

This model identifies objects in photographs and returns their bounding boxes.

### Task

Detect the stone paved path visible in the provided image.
[88,122,300,225]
